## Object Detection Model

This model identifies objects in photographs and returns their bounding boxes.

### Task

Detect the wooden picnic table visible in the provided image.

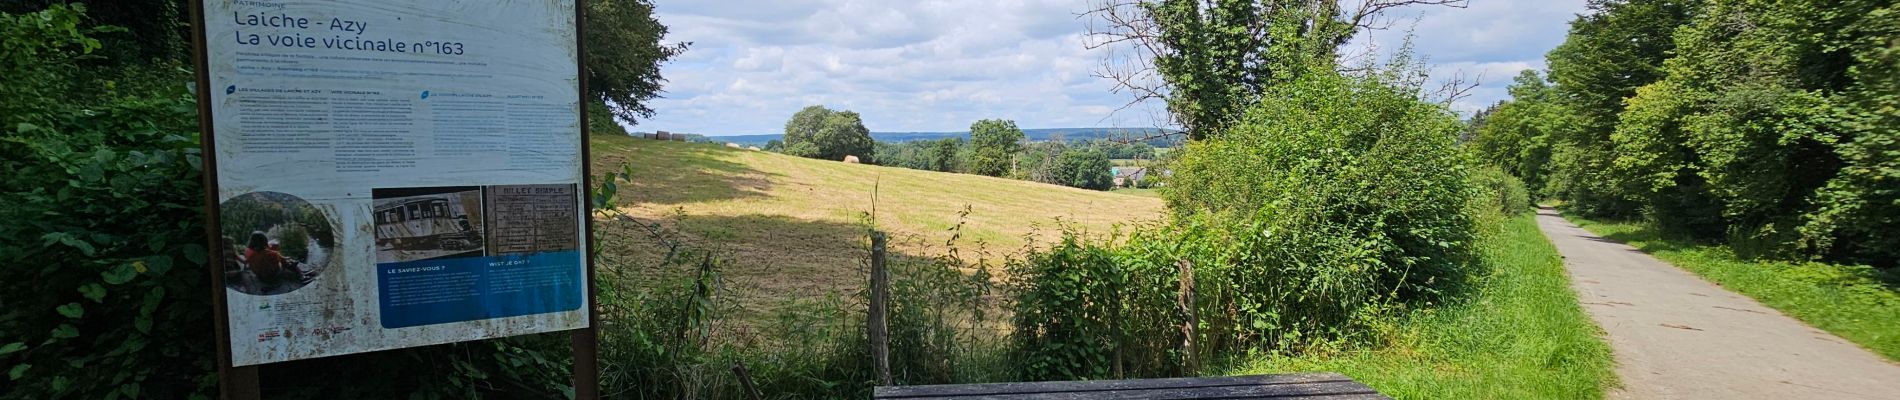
[873,372,1389,400]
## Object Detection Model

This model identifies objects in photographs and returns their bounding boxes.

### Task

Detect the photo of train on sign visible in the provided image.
[372,186,487,263]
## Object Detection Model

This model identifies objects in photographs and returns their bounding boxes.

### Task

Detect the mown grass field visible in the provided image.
[1565,216,1900,362]
[1236,214,1616,399]
[590,134,1165,313]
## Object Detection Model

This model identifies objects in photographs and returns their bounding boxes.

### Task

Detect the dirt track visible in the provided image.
[1536,208,1900,399]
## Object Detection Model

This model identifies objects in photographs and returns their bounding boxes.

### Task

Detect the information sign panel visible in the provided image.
[196,0,588,367]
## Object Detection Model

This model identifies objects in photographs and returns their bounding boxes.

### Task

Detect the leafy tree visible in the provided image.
[1543,0,1699,218]
[1613,0,1887,251]
[763,139,784,152]
[584,0,691,126]
[926,138,963,172]
[968,119,1025,176]
[1471,70,1565,196]
[782,105,874,162]
[1085,0,1465,139]
[1052,149,1114,191]
[1801,3,1900,266]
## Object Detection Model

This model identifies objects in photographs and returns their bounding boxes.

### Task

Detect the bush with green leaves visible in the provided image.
[1011,70,1484,380]
[0,5,216,398]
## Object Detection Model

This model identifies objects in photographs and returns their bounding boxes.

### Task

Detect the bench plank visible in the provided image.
[874,373,1390,400]
[875,373,1350,398]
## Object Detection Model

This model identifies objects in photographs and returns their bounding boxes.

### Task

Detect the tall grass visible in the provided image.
[1238,214,1614,399]
[592,168,1009,397]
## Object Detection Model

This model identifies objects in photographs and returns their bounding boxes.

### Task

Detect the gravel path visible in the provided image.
[1536,208,1900,399]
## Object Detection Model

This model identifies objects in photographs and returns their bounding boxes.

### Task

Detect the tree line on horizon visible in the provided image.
[771,105,1155,191]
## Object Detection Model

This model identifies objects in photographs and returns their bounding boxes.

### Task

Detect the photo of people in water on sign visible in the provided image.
[219,191,338,296]
[372,186,487,263]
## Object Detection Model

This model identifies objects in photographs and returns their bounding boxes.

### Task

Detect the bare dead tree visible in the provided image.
[1082,0,1469,143]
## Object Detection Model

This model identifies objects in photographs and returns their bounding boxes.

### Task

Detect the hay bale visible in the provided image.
[843,155,861,164]
[747,146,761,151]
[725,142,742,149]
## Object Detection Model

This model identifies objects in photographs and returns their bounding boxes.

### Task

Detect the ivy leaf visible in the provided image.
[102,263,138,285]
[139,287,166,318]
[51,324,78,339]
[8,364,27,380]
[79,283,107,303]
[0,342,25,356]
[56,303,84,319]
[144,255,173,275]
[41,232,96,256]
[182,243,207,266]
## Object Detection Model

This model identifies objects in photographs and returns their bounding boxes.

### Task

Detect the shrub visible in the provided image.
[1011,70,1483,381]
[1,5,216,398]
[1167,70,1481,300]
[1473,166,1534,217]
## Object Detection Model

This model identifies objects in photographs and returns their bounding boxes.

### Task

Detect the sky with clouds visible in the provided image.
[633,0,1589,136]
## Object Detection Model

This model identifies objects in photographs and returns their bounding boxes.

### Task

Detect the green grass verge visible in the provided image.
[1565,216,1900,362]
[1235,214,1614,399]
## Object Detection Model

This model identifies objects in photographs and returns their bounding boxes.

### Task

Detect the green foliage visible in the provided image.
[1799,3,1900,266]
[587,99,631,137]
[1472,166,1534,217]
[1604,0,1892,258]
[1011,70,1485,381]
[0,5,215,398]
[583,0,690,125]
[876,138,964,172]
[1470,71,1563,196]
[1168,69,1481,301]
[1240,214,1614,399]
[967,119,1024,177]
[1048,149,1113,191]
[1536,0,1898,267]
[782,105,874,162]
[1130,0,1355,138]
[1543,0,1698,218]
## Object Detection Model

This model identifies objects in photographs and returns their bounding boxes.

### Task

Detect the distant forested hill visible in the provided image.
[692,127,1179,147]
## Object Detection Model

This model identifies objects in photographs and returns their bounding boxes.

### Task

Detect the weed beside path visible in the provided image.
[1565,216,1900,362]
[1235,214,1614,399]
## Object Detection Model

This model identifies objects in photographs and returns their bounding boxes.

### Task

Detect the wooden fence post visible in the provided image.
[1177,260,1198,375]
[869,231,893,386]
[732,361,764,400]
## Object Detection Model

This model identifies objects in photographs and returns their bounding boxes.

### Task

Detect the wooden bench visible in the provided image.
[873,372,1389,399]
